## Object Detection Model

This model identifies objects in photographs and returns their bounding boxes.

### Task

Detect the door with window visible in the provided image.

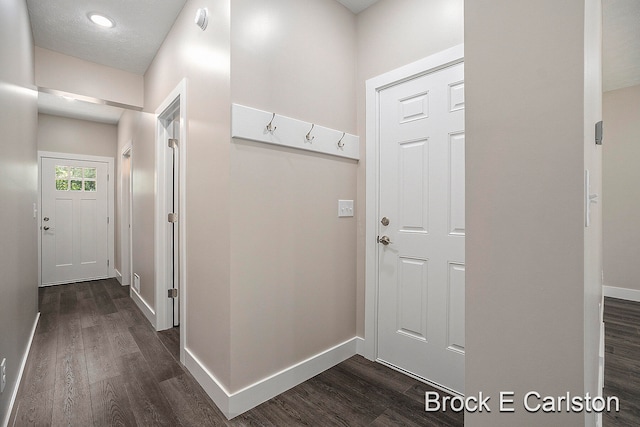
[377,61,465,393]
[41,157,109,285]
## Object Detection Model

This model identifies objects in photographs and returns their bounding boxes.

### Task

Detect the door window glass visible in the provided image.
[55,165,97,192]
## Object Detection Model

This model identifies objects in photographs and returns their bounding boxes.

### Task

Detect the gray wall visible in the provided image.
[37,114,117,159]
[603,84,640,293]
[0,0,39,421]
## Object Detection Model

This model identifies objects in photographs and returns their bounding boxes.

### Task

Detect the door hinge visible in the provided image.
[107,217,110,224]
[107,259,110,267]
[168,288,178,298]
[168,213,178,223]
[107,174,110,182]
[168,138,178,149]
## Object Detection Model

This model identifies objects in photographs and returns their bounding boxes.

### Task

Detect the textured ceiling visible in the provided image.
[26,0,187,75]
[603,0,640,92]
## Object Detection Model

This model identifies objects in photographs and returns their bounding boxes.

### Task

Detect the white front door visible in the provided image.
[41,157,109,285]
[377,61,465,393]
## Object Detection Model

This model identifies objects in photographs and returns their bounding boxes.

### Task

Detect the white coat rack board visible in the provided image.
[231,104,360,161]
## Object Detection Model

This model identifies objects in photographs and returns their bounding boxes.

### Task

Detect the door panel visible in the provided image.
[377,61,465,393]
[42,157,109,285]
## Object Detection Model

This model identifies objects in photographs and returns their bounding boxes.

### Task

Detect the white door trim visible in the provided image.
[119,142,133,286]
[154,78,188,363]
[37,151,116,286]
[364,44,464,360]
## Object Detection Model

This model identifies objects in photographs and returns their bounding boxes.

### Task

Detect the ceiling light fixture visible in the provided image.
[88,13,115,28]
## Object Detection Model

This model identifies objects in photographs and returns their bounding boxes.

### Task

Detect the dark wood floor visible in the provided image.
[603,297,640,427]
[8,279,463,426]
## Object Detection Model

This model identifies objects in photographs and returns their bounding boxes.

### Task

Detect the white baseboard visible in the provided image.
[114,269,122,285]
[604,285,640,303]
[185,337,358,419]
[356,336,365,356]
[3,313,40,427]
[130,287,156,328]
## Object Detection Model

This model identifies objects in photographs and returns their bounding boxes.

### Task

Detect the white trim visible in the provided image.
[364,44,464,361]
[2,313,39,427]
[130,286,156,328]
[119,142,133,287]
[355,336,365,356]
[603,285,640,302]
[154,79,188,366]
[114,268,123,284]
[185,338,358,420]
[37,151,116,286]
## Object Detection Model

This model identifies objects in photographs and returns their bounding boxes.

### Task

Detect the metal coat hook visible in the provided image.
[337,132,346,149]
[266,113,277,133]
[306,124,315,142]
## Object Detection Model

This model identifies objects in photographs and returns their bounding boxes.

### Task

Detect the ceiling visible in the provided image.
[27,0,640,124]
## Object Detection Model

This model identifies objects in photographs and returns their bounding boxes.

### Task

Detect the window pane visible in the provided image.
[56,179,69,191]
[84,180,96,192]
[71,167,83,178]
[70,180,83,191]
[84,168,96,179]
[55,166,68,179]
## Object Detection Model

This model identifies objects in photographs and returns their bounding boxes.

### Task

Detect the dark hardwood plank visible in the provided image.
[104,279,131,299]
[128,324,183,382]
[102,311,141,356]
[57,313,84,355]
[10,388,54,426]
[159,374,228,427]
[120,352,182,426]
[52,352,92,426]
[17,330,57,398]
[157,326,180,360]
[59,289,78,315]
[90,280,119,315]
[113,297,150,327]
[83,323,122,384]
[78,297,102,329]
[90,375,138,427]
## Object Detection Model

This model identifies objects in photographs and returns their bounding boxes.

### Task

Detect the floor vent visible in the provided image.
[133,273,141,293]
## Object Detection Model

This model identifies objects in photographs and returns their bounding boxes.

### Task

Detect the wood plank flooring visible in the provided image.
[9,282,640,426]
[8,279,463,426]
[604,297,640,427]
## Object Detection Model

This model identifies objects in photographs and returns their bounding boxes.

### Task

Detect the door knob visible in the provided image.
[43,217,49,221]
[381,217,390,226]
[378,235,391,246]
[43,226,50,231]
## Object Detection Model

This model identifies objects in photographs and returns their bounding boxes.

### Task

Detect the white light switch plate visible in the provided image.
[338,200,354,217]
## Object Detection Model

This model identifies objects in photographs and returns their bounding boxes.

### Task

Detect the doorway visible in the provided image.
[365,45,465,394]
[154,79,187,363]
[39,152,115,286]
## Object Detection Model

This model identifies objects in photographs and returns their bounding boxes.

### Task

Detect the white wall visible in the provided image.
[465,0,601,426]
[603,84,640,294]
[230,0,357,392]
[0,0,39,421]
[35,47,143,108]
[355,0,464,336]
[37,113,117,158]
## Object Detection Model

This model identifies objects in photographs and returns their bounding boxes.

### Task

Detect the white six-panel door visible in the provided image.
[41,157,109,285]
[377,61,465,393]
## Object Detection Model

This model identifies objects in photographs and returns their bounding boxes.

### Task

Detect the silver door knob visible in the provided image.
[381,217,390,226]
[43,226,50,231]
[43,217,49,221]
[378,235,391,246]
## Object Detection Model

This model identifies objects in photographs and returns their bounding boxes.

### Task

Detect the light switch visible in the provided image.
[338,200,354,217]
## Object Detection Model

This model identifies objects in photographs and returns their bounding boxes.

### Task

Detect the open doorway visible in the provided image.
[154,79,187,364]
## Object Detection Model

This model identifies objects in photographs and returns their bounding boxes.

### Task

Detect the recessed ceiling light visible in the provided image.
[88,13,115,28]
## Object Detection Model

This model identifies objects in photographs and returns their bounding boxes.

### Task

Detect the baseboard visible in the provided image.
[3,313,40,427]
[603,285,640,303]
[185,337,358,419]
[356,336,365,356]
[130,287,156,328]
[114,269,122,285]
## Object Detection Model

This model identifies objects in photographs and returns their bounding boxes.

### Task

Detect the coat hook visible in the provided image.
[306,124,315,142]
[266,113,277,133]
[337,132,346,149]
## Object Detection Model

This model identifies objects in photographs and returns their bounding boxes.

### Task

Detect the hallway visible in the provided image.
[8,280,464,426]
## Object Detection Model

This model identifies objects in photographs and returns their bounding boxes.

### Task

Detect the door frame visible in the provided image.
[37,151,116,286]
[364,44,464,361]
[154,79,187,361]
[119,143,133,286]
